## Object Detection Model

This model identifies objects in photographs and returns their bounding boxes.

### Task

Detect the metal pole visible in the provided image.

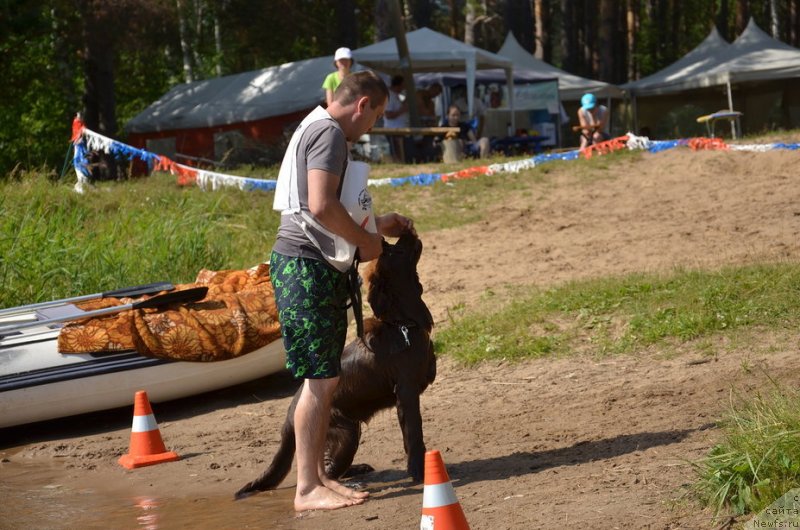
[726,76,737,138]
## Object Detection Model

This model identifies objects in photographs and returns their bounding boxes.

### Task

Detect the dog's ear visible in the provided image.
[366,258,395,320]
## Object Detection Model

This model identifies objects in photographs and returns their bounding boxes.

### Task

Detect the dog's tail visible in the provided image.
[234,421,296,500]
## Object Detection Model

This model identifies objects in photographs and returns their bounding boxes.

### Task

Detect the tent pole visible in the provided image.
[726,76,737,139]
[506,66,515,134]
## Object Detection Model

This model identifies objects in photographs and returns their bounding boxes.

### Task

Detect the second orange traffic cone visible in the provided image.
[118,390,180,469]
[420,450,470,530]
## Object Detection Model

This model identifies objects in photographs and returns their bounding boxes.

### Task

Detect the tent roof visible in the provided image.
[352,27,513,73]
[623,19,800,96]
[496,32,622,100]
[125,55,334,134]
[621,27,730,96]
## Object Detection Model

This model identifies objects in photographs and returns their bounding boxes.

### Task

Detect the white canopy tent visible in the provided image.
[624,20,800,98]
[125,55,336,134]
[622,19,800,135]
[352,27,515,124]
[621,27,730,97]
[497,32,622,101]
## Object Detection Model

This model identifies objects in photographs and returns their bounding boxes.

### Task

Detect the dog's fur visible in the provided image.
[235,231,436,499]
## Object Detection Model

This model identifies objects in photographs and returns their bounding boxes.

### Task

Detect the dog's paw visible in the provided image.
[408,461,425,482]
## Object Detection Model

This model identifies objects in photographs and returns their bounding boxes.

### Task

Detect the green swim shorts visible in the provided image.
[270,251,349,379]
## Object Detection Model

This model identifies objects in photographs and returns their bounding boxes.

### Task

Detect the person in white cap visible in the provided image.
[322,47,354,106]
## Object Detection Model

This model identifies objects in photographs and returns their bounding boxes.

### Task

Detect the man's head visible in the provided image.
[427,83,442,98]
[390,75,404,93]
[330,71,389,140]
[446,105,461,126]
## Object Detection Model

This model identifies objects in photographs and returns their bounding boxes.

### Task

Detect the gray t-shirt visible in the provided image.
[273,118,349,261]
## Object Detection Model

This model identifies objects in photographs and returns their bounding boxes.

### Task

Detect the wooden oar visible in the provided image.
[0,282,175,318]
[0,287,208,336]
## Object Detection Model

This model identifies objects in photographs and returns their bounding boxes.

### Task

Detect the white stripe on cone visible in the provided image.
[132,414,159,432]
[422,482,459,508]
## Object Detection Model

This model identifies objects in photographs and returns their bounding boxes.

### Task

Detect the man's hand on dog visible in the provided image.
[376,213,416,238]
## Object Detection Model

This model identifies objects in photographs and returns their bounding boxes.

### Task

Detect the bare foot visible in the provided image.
[294,485,365,512]
[323,477,370,500]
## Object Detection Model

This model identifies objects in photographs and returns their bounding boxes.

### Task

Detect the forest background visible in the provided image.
[2,0,799,179]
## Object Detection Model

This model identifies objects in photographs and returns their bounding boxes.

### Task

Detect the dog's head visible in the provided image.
[365,230,433,332]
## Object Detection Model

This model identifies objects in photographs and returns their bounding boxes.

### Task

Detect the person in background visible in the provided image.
[416,82,442,126]
[383,75,409,162]
[489,86,502,109]
[451,84,487,138]
[443,104,490,159]
[577,92,610,148]
[271,71,414,511]
[322,47,354,107]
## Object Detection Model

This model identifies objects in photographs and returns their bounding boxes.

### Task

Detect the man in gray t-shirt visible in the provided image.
[268,71,415,512]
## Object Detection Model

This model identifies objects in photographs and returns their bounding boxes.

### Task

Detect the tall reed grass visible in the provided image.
[693,381,800,516]
[0,172,279,308]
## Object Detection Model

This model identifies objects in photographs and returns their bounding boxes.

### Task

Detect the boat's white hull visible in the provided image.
[0,336,286,429]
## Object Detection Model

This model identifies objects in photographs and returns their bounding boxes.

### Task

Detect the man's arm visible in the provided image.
[307,168,383,262]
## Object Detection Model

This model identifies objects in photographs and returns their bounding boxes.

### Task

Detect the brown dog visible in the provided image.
[235,231,436,499]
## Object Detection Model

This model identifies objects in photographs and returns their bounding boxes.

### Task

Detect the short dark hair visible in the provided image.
[390,75,404,87]
[335,71,389,109]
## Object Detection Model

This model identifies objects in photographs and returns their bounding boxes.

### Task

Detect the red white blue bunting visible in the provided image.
[70,115,800,194]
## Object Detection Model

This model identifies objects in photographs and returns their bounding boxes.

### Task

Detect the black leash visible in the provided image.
[346,258,365,339]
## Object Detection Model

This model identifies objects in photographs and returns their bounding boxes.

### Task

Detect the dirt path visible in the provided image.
[3,145,800,529]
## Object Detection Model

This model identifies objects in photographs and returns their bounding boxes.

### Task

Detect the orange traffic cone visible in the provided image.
[420,450,470,530]
[118,390,180,469]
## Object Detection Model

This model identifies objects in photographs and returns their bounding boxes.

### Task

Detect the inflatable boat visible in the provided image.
[0,285,287,429]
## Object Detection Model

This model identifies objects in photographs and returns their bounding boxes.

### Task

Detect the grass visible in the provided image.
[692,381,800,517]
[435,263,800,364]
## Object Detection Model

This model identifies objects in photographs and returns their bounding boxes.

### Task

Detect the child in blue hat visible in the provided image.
[577,93,610,148]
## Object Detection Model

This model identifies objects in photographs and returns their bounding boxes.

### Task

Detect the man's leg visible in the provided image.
[294,377,365,511]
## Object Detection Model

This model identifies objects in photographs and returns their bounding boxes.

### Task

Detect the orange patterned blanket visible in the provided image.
[57,264,281,362]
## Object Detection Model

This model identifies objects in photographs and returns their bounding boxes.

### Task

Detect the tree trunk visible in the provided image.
[560,0,577,72]
[79,2,116,137]
[792,0,800,46]
[582,0,595,78]
[626,0,637,81]
[505,0,534,53]
[78,0,120,179]
[735,0,749,33]
[213,4,223,77]
[374,0,392,42]
[534,0,551,61]
[716,0,730,41]
[336,0,358,48]
[448,0,460,38]
[465,2,476,45]
[407,0,432,29]
[176,0,194,83]
[192,0,203,72]
[596,0,614,81]
[769,0,779,38]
